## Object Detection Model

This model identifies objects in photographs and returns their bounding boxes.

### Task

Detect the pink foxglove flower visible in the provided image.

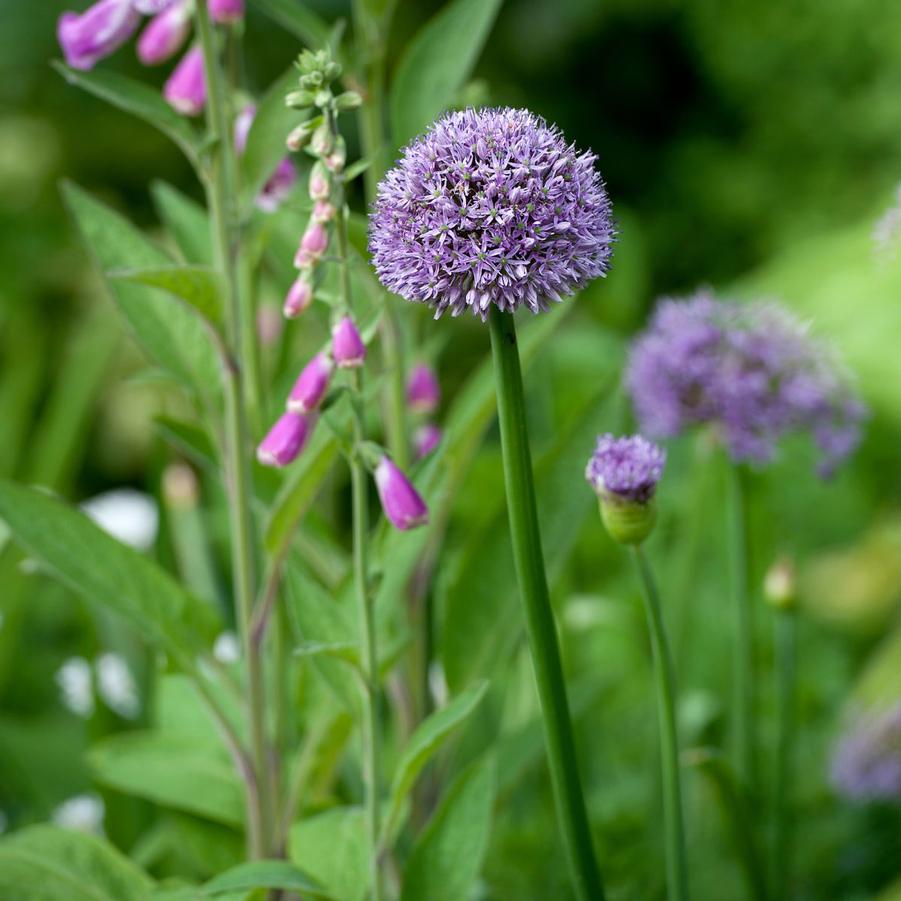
[136,0,190,65]
[208,0,244,23]
[57,0,141,71]
[407,363,440,414]
[257,412,314,467]
[288,353,333,414]
[375,457,428,531]
[308,164,330,201]
[294,221,329,269]
[414,423,442,459]
[284,277,313,318]
[164,45,206,116]
[331,316,366,369]
[257,158,297,213]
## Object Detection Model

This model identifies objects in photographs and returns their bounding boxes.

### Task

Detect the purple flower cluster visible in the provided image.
[369,107,614,319]
[626,292,866,476]
[585,434,666,503]
[831,704,901,803]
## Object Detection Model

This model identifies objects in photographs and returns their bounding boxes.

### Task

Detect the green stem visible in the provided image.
[195,3,273,858]
[487,306,604,901]
[771,608,796,901]
[728,463,756,800]
[633,546,690,901]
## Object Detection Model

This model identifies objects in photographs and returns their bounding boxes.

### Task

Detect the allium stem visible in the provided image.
[728,463,756,801]
[632,546,690,901]
[771,607,797,901]
[195,1,272,858]
[487,306,605,901]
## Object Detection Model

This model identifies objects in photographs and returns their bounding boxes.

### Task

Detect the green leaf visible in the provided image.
[53,62,198,165]
[62,182,220,397]
[0,825,153,901]
[203,860,332,897]
[251,0,332,47]
[110,265,224,330]
[88,732,244,827]
[400,756,496,901]
[0,480,218,663]
[151,181,212,265]
[384,681,488,838]
[294,640,360,665]
[288,807,369,901]
[390,0,504,146]
[155,416,219,471]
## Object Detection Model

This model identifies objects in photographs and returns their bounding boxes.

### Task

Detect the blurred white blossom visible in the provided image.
[52,794,104,834]
[81,489,159,551]
[96,653,140,719]
[55,656,94,718]
[213,631,240,665]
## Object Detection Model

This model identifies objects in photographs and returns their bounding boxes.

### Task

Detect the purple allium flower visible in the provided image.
[375,457,429,530]
[331,316,366,369]
[407,363,441,414]
[284,277,313,319]
[585,434,665,503]
[208,0,244,23]
[287,353,333,414]
[58,0,141,71]
[831,704,901,803]
[414,423,442,459]
[136,0,190,65]
[164,45,206,116]
[627,291,866,476]
[257,412,314,467]
[369,107,614,319]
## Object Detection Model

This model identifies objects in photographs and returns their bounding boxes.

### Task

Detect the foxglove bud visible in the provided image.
[208,0,244,23]
[312,200,336,223]
[257,158,297,213]
[324,138,347,173]
[308,163,330,201]
[293,221,329,269]
[286,89,315,110]
[407,363,441,414]
[164,45,206,116]
[136,0,190,66]
[414,423,442,459]
[764,558,797,610]
[233,104,256,154]
[585,434,666,545]
[283,277,313,318]
[375,457,429,531]
[288,353,333,413]
[310,122,334,157]
[286,121,314,152]
[58,0,141,71]
[331,316,366,368]
[257,412,314,467]
[334,91,363,112]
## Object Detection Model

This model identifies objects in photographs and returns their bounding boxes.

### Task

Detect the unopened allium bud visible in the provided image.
[57,0,141,71]
[310,122,334,157]
[764,558,797,610]
[334,91,363,111]
[586,434,666,545]
[414,423,442,459]
[407,363,441,414]
[136,0,191,66]
[312,200,336,223]
[331,315,366,368]
[294,221,329,269]
[208,0,244,23]
[375,457,429,531]
[288,353,333,413]
[257,412,314,467]
[308,163,330,201]
[164,45,206,116]
[283,277,313,318]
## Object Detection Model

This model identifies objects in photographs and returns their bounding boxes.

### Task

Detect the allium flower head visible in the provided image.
[831,704,901,803]
[585,434,666,503]
[370,107,614,319]
[627,292,866,476]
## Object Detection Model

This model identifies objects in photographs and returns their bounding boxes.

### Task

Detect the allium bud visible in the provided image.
[208,0,244,23]
[407,363,441,414]
[585,434,666,545]
[312,200,336,223]
[764,558,797,610]
[375,457,429,531]
[136,0,191,66]
[331,315,366,369]
[294,221,329,269]
[257,412,314,468]
[308,163,330,201]
[283,277,313,318]
[286,121,314,152]
[164,45,207,117]
[288,353,333,414]
[57,0,141,71]
[414,423,442,459]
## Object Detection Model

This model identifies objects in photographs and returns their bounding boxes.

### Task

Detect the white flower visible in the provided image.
[56,657,94,718]
[52,794,104,834]
[96,653,140,720]
[81,489,159,551]
[213,631,241,665]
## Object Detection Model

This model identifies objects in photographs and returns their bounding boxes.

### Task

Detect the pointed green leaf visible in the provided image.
[0,825,153,901]
[251,0,332,47]
[53,62,199,165]
[401,756,496,901]
[151,181,211,265]
[0,479,218,663]
[385,681,488,837]
[203,860,333,897]
[110,265,223,330]
[390,0,504,146]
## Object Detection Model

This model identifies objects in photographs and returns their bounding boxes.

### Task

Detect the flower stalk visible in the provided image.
[487,305,604,901]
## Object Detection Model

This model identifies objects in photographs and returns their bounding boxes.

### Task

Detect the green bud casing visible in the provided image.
[599,494,657,545]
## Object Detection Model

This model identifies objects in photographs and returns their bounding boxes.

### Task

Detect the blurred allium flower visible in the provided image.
[585,434,666,503]
[56,656,95,718]
[627,292,866,476]
[96,652,140,719]
[81,489,159,551]
[831,704,901,803]
[52,794,105,834]
[370,107,614,319]
[57,0,141,70]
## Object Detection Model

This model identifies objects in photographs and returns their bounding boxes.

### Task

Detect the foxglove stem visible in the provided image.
[487,306,605,901]
[632,546,690,901]
[728,463,756,800]
[195,1,272,858]
[771,607,797,901]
